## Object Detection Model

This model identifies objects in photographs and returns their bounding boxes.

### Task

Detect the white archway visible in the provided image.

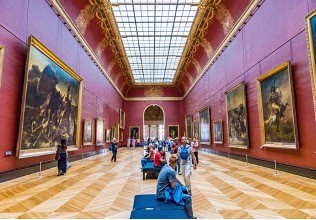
[143,104,165,141]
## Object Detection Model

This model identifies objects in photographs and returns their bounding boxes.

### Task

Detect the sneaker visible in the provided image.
[178,172,182,175]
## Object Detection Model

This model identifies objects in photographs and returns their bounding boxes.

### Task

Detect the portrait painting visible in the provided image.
[119,109,125,129]
[106,129,111,143]
[199,107,210,145]
[257,61,298,149]
[226,82,249,149]
[83,120,93,145]
[306,9,316,119]
[17,36,82,158]
[96,118,105,146]
[129,126,140,139]
[213,120,223,144]
[168,125,179,140]
[193,120,199,140]
[185,115,193,139]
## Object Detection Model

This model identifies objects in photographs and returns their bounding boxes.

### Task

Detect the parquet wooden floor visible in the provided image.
[0,148,316,219]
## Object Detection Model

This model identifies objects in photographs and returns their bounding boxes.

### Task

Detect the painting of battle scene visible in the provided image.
[226,82,249,149]
[17,36,82,158]
[257,61,298,149]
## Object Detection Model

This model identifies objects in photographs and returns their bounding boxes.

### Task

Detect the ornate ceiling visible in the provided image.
[52,0,259,97]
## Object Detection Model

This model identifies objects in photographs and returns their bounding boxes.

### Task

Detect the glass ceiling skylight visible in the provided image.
[110,0,200,83]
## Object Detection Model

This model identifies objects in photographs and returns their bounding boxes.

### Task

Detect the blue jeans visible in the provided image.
[141,158,152,167]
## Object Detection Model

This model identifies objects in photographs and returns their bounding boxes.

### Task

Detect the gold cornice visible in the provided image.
[214,4,234,35]
[144,87,164,97]
[75,4,97,35]
[96,38,109,58]
[125,96,183,101]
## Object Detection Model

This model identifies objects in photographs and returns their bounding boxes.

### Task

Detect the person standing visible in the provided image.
[156,154,195,219]
[132,138,136,149]
[111,138,118,162]
[191,137,199,164]
[177,136,197,195]
[56,138,67,176]
[127,137,131,149]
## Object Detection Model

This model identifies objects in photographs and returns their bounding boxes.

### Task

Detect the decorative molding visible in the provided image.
[125,96,183,101]
[0,45,4,88]
[50,0,125,98]
[214,4,235,35]
[192,58,202,73]
[144,87,164,97]
[96,38,109,58]
[200,38,214,59]
[75,3,96,35]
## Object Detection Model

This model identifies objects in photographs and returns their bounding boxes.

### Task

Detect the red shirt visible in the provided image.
[154,151,162,167]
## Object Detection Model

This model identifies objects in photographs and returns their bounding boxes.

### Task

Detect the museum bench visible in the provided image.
[142,161,161,180]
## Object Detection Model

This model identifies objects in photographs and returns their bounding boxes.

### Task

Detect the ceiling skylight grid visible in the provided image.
[111,0,199,83]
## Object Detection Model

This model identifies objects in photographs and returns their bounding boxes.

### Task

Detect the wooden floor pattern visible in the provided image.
[0,148,316,219]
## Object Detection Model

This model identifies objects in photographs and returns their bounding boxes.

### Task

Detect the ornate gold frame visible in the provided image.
[0,45,4,87]
[17,36,83,158]
[305,9,316,121]
[198,107,211,145]
[106,128,111,143]
[129,126,140,140]
[168,125,179,140]
[185,114,193,139]
[83,119,93,146]
[96,118,105,146]
[256,61,298,149]
[225,82,248,149]
[213,120,223,144]
[119,109,125,129]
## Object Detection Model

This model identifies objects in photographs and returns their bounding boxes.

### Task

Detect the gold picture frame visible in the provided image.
[199,107,211,145]
[116,123,120,140]
[168,125,179,140]
[0,45,4,87]
[213,120,223,144]
[106,129,111,143]
[193,119,199,140]
[119,109,125,129]
[306,9,316,121]
[185,114,193,139]
[17,36,83,158]
[96,118,105,146]
[129,126,140,139]
[83,119,93,146]
[120,130,124,142]
[257,61,298,149]
[225,82,249,149]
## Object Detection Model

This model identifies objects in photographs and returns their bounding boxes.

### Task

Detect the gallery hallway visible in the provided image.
[0,148,315,219]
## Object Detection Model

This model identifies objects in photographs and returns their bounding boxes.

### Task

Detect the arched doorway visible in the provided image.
[143,105,165,141]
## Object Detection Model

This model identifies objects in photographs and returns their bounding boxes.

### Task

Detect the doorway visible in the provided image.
[143,104,165,141]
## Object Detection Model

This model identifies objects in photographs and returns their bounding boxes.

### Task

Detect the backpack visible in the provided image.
[180,146,189,160]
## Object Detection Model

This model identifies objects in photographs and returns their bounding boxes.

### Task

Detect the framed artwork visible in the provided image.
[0,45,4,86]
[119,109,125,129]
[106,129,111,143]
[116,123,120,140]
[213,120,223,144]
[129,126,140,139]
[96,118,105,146]
[306,9,316,120]
[185,115,193,139]
[168,125,179,140]
[17,36,82,158]
[193,120,199,140]
[257,61,298,149]
[199,107,211,145]
[120,130,124,142]
[111,125,116,141]
[225,82,249,149]
[83,120,93,145]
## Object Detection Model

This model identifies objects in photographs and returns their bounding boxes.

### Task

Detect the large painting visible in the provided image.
[96,118,105,146]
[199,107,210,145]
[193,119,199,140]
[119,109,125,129]
[17,36,82,158]
[168,125,179,140]
[257,61,298,149]
[226,82,249,149]
[306,9,316,120]
[83,120,93,146]
[129,126,140,139]
[185,115,193,139]
[106,129,111,143]
[213,120,223,144]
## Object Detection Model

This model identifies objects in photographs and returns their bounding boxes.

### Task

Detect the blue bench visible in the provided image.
[130,194,187,219]
[142,162,161,180]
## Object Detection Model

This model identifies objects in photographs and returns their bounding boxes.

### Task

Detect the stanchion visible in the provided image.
[246,155,248,167]
[38,162,42,178]
[274,160,278,176]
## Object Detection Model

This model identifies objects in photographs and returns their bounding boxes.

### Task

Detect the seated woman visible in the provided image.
[156,154,195,219]
[154,147,167,169]
[141,145,155,168]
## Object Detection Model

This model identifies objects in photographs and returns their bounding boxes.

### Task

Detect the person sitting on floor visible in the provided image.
[156,154,195,219]
[154,147,167,169]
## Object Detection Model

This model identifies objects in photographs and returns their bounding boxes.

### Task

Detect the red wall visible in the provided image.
[0,0,123,172]
[123,101,184,144]
[184,0,316,170]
